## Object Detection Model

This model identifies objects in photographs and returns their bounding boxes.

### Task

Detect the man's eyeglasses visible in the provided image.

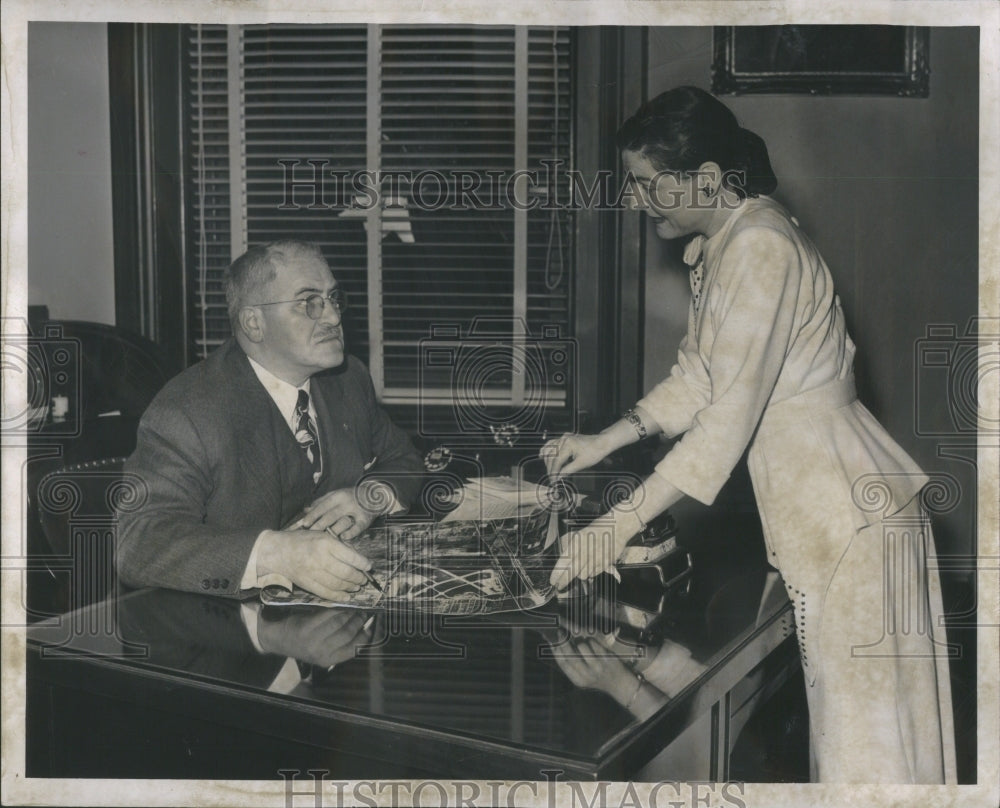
[254,289,349,320]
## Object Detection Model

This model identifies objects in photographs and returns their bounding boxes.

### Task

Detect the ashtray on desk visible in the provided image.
[596,563,694,642]
[614,514,692,639]
[616,511,693,591]
[557,506,693,637]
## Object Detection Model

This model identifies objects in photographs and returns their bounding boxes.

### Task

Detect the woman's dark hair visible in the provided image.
[616,86,777,198]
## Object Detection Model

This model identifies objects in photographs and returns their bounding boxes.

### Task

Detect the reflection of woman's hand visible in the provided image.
[551,638,665,718]
[634,636,708,699]
[540,433,612,479]
[551,638,640,702]
[258,608,373,669]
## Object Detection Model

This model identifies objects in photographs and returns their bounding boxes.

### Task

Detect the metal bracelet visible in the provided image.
[623,408,647,440]
[625,672,646,709]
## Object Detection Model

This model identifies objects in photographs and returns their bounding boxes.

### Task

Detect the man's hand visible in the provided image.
[257,608,373,668]
[257,529,372,599]
[292,486,379,540]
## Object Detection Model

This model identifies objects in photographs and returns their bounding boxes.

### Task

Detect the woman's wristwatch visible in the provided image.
[623,408,648,440]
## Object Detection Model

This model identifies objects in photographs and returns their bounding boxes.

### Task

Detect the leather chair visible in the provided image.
[35,451,148,613]
[26,321,181,617]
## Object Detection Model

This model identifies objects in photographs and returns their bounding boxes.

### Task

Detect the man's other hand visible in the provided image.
[292,487,377,540]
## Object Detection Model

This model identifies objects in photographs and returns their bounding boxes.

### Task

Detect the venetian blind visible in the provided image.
[186,24,572,433]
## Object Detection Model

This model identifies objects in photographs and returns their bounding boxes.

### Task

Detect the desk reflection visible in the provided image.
[28,540,791,779]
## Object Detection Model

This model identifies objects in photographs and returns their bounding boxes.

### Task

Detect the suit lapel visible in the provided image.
[311,368,370,492]
[310,377,337,490]
[267,400,315,516]
[223,342,322,523]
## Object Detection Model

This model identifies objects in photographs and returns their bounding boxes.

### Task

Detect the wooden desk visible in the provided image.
[27,546,796,781]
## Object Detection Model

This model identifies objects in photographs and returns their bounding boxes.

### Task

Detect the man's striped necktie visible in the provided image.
[293,388,322,478]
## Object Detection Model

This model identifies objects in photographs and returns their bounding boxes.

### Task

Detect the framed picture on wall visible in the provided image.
[712,25,930,96]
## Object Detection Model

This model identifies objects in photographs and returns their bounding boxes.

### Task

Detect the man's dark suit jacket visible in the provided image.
[117,339,423,597]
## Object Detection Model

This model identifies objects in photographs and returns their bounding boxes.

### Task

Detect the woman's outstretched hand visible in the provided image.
[549,509,644,590]
[540,433,612,480]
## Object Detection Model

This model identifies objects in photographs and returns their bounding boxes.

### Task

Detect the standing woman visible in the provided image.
[543,86,955,784]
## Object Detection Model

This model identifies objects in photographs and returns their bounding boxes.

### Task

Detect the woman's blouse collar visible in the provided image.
[683,195,773,267]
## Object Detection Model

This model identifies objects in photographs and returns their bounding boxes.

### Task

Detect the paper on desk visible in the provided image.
[439,477,580,555]
[441,496,528,522]
[441,476,573,524]
[465,476,546,498]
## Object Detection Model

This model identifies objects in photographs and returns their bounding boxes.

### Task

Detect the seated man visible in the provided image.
[117,241,423,599]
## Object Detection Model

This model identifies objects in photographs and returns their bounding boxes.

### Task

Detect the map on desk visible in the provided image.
[260,508,560,615]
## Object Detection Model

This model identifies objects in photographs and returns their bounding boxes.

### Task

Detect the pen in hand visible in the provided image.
[325,525,383,592]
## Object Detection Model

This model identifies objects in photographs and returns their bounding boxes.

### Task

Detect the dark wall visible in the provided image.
[641,27,980,560]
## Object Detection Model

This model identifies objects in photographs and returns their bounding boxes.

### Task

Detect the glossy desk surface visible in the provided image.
[27,533,793,780]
